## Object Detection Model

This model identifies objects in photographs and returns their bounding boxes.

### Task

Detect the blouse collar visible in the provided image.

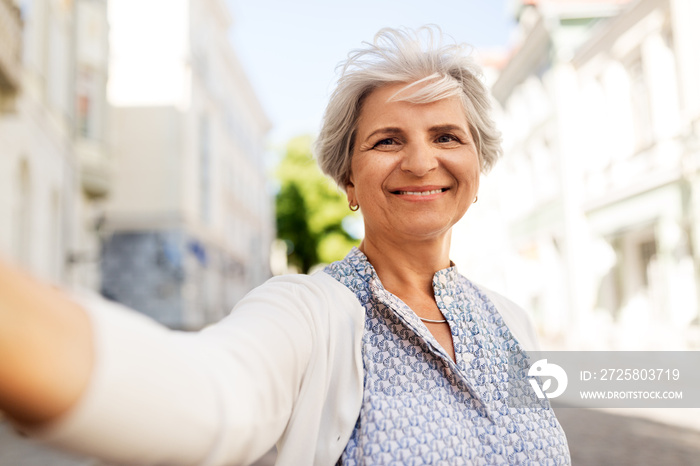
[345,246,459,290]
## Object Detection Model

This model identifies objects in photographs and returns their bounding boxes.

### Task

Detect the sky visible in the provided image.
[226,0,517,150]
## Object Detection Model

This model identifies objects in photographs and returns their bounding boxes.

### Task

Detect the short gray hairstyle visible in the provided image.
[315,26,502,190]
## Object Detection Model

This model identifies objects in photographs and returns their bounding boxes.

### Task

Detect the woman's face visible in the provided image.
[347,82,480,245]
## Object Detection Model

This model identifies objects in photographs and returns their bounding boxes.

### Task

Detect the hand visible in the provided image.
[0,259,93,426]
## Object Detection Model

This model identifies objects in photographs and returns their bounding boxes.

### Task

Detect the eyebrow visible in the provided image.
[428,124,469,134]
[364,127,402,141]
[363,124,468,141]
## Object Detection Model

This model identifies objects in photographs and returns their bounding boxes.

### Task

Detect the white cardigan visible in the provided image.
[34,271,539,466]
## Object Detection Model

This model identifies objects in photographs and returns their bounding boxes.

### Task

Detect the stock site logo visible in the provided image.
[528,359,568,399]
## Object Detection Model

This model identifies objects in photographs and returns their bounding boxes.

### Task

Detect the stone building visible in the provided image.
[487,0,700,349]
[102,0,274,329]
[0,0,109,290]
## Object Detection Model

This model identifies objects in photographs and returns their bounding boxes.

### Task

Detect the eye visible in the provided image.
[436,134,459,144]
[373,138,398,148]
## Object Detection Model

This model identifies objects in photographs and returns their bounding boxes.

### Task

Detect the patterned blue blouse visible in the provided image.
[324,248,570,465]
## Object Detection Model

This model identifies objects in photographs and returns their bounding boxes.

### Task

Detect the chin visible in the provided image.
[395,219,455,239]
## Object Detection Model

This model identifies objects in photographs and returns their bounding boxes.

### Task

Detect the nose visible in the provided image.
[400,142,439,176]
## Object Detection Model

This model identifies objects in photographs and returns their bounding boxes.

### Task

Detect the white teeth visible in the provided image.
[398,189,443,195]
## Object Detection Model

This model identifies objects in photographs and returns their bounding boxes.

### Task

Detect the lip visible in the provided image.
[389,185,450,201]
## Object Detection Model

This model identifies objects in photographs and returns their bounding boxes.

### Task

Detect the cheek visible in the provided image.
[454,159,480,183]
[466,156,481,184]
[351,158,384,196]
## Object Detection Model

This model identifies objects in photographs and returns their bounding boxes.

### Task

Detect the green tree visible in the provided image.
[275,135,360,272]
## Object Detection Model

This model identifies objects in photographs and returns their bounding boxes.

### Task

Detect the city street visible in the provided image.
[0,418,276,466]
[554,407,700,466]
[3,409,700,465]
[0,420,98,466]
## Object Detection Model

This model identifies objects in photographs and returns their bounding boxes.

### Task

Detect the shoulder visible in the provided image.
[472,283,541,352]
[236,272,365,327]
[245,272,361,308]
[244,272,365,463]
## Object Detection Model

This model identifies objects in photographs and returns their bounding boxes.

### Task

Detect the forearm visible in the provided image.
[0,265,316,465]
[29,278,315,465]
[0,260,93,426]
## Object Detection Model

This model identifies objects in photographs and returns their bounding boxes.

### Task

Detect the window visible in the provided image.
[199,115,211,223]
[639,239,657,289]
[16,159,32,264]
[627,56,654,151]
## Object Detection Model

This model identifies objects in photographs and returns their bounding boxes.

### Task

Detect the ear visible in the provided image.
[345,171,355,200]
[346,180,355,204]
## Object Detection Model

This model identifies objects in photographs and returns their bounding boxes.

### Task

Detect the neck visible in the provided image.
[359,230,452,298]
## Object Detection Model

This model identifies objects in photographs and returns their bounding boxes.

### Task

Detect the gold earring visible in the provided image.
[473,195,478,204]
[349,202,360,212]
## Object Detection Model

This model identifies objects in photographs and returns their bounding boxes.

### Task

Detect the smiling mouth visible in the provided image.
[392,188,448,196]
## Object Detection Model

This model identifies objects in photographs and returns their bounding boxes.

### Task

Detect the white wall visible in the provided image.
[483,0,700,349]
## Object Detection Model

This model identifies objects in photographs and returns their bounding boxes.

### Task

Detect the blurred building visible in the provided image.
[0,0,109,289]
[488,0,700,349]
[102,0,273,329]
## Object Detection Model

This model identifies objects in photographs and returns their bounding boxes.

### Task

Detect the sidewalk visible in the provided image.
[554,406,700,466]
[0,420,99,466]
[0,419,276,466]
[3,410,699,465]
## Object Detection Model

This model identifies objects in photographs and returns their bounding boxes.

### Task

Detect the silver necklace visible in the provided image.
[419,316,447,323]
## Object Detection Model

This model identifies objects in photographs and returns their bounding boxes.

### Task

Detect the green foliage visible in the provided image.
[274,135,360,272]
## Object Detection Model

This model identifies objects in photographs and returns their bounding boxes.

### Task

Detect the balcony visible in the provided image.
[0,0,21,100]
[76,138,111,199]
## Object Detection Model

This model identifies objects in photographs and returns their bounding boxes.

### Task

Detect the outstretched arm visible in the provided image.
[0,259,93,426]
[0,258,322,465]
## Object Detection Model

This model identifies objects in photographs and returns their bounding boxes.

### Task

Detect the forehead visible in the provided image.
[357,83,469,132]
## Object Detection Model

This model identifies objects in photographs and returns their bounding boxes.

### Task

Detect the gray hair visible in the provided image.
[315,26,502,190]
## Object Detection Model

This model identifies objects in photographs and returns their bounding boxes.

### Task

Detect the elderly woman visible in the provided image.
[0,27,570,465]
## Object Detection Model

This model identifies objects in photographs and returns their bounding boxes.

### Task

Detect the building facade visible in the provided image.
[488,0,700,349]
[103,0,274,330]
[0,0,109,290]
